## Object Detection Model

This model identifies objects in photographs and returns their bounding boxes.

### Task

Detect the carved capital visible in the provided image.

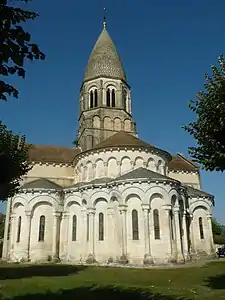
[87,207,96,215]
[53,212,62,218]
[25,211,33,218]
[162,204,172,211]
[10,213,16,220]
[141,204,150,211]
[118,204,127,212]
[62,212,70,219]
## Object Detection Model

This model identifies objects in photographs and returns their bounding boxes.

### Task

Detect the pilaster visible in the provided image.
[162,205,174,263]
[118,204,128,264]
[52,212,61,261]
[25,210,33,262]
[142,204,153,264]
[181,211,190,261]
[173,207,184,263]
[86,207,96,263]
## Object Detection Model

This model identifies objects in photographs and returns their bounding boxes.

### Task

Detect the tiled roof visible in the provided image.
[184,185,214,199]
[168,154,199,172]
[28,144,80,164]
[115,167,179,182]
[84,27,127,82]
[21,178,62,190]
[91,131,171,160]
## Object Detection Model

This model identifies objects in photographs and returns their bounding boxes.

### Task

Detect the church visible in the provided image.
[2,18,215,265]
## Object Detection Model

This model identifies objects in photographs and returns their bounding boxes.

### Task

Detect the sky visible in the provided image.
[1,0,225,223]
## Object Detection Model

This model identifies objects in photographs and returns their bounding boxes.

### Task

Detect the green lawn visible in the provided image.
[0,261,224,299]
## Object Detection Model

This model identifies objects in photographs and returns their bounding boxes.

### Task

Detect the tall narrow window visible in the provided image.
[72,215,77,241]
[87,214,89,241]
[106,89,111,106]
[153,209,160,239]
[38,215,45,242]
[99,213,104,241]
[170,210,174,240]
[199,217,204,239]
[123,89,127,110]
[132,209,139,240]
[94,89,98,107]
[16,216,21,243]
[90,91,94,108]
[112,89,116,107]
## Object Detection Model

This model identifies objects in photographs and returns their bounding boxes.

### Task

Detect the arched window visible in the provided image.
[38,215,45,242]
[153,209,160,239]
[99,213,104,241]
[90,90,94,108]
[132,209,139,240]
[72,215,77,241]
[16,216,21,243]
[112,89,116,107]
[87,214,89,241]
[199,217,204,239]
[123,89,127,110]
[106,89,110,107]
[94,89,98,107]
[170,210,174,240]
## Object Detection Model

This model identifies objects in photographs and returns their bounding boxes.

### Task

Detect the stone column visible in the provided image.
[83,166,87,181]
[163,205,174,263]
[9,213,16,260]
[104,162,108,177]
[130,161,135,170]
[86,208,96,263]
[142,204,153,264]
[119,204,128,263]
[61,212,69,261]
[173,207,184,263]
[93,164,96,178]
[117,161,122,176]
[24,211,33,262]
[52,212,61,261]
[100,80,104,106]
[181,211,189,261]
[189,214,197,259]
[2,197,12,260]
[107,206,115,262]
[207,213,215,254]
[10,214,16,250]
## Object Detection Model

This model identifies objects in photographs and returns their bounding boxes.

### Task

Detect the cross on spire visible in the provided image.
[103,8,107,28]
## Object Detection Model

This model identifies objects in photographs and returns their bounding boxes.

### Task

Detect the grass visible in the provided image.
[0,261,224,299]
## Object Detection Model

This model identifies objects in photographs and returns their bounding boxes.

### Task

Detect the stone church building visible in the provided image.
[2,20,215,265]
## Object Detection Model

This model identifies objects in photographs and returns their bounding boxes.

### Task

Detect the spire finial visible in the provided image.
[103,8,107,28]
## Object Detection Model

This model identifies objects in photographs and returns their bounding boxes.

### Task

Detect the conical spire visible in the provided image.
[83,20,127,82]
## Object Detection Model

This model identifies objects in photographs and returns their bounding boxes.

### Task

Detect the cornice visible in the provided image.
[29,161,73,167]
[74,146,170,165]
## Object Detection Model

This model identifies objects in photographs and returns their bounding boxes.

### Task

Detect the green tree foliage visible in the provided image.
[0,1,45,199]
[0,213,5,240]
[183,55,225,171]
[0,121,31,200]
[212,218,225,245]
[212,218,223,236]
[0,0,45,101]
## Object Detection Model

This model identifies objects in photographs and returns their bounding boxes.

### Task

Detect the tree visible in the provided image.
[0,0,45,199]
[0,121,31,200]
[212,218,225,245]
[183,55,225,171]
[0,0,45,101]
[0,213,5,240]
[212,218,223,236]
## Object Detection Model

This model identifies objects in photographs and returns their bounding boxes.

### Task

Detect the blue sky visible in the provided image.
[1,0,225,223]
